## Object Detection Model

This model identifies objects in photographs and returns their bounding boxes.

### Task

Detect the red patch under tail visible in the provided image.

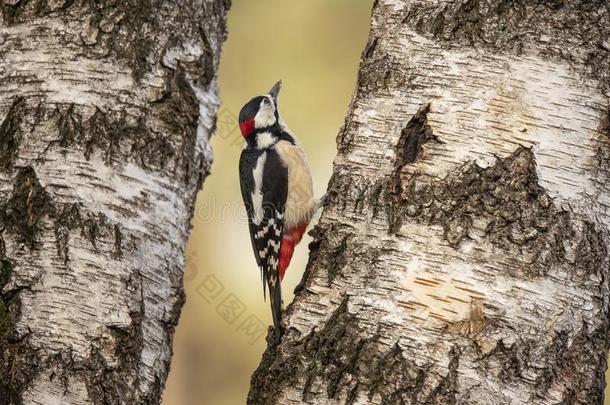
[278,223,308,280]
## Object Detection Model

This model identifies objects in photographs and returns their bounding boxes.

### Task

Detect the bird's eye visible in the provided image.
[262,98,271,106]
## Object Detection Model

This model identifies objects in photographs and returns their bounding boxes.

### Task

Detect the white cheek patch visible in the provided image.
[254,108,276,128]
[254,98,277,129]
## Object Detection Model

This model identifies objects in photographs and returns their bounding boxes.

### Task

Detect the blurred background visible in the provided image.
[162,1,373,404]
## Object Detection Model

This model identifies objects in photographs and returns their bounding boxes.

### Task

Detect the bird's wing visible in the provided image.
[239,148,288,333]
[239,149,263,268]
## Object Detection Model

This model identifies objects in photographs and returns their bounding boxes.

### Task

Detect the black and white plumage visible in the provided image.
[239,147,287,334]
[238,81,318,341]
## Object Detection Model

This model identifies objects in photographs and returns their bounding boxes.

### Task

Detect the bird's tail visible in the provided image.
[268,275,284,341]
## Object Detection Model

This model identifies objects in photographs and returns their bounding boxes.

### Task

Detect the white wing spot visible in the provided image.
[255,223,271,239]
[269,240,281,252]
[251,152,267,225]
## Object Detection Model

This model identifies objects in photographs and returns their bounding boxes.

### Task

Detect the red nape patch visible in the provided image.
[239,118,255,138]
[278,223,308,280]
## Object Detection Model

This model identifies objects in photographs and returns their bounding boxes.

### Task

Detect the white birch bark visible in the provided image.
[0,1,229,403]
[249,1,610,404]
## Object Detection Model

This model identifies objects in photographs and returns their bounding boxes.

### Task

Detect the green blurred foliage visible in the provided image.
[163,1,373,404]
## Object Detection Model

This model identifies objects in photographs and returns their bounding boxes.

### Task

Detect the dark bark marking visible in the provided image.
[0,258,13,340]
[394,104,436,167]
[247,334,300,405]
[50,104,179,170]
[363,37,378,61]
[401,0,610,90]
[0,173,137,403]
[82,212,111,252]
[249,298,359,404]
[336,110,360,154]
[3,167,53,249]
[391,103,442,200]
[300,222,381,289]
[162,31,217,92]
[320,301,365,399]
[300,297,360,401]
[424,345,460,405]
[54,203,84,264]
[55,103,84,149]
[367,343,426,405]
[470,318,609,404]
[326,235,349,286]
[251,296,465,405]
[158,68,201,183]
[573,221,608,278]
[0,97,26,172]
[601,106,610,142]
[1,0,223,83]
[537,321,608,404]
[1,0,74,24]
[356,35,408,95]
[54,203,128,264]
[106,0,157,82]
[389,104,439,232]
[0,332,39,405]
[352,182,370,215]
[479,339,524,383]
[85,308,144,405]
[368,180,385,218]
[365,343,462,405]
[86,108,146,164]
[388,147,608,279]
[1,169,126,258]
[475,319,610,404]
[113,224,123,259]
[0,247,38,405]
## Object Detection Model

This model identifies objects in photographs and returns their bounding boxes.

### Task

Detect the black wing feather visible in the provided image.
[239,149,262,267]
[239,148,288,336]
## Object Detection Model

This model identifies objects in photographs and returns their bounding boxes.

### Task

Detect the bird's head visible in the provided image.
[239,81,282,139]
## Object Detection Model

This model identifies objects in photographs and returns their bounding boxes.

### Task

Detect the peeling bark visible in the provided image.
[0,1,230,403]
[250,1,610,404]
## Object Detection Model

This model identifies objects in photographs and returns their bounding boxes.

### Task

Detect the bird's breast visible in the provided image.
[274,140,317,230]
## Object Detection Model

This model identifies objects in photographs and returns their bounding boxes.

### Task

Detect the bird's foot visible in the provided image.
[268,324,284,346]
[319,192,334,208]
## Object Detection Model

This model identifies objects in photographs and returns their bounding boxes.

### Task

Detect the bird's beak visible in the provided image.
[268,80,282,103]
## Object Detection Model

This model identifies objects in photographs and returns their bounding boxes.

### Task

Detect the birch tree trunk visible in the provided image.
[250,1,610,404]
[0,1,228,403]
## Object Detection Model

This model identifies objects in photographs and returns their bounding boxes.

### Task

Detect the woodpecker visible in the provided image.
[238,81,317,340]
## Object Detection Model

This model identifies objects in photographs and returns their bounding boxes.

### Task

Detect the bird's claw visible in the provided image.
[319,192,333,208]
